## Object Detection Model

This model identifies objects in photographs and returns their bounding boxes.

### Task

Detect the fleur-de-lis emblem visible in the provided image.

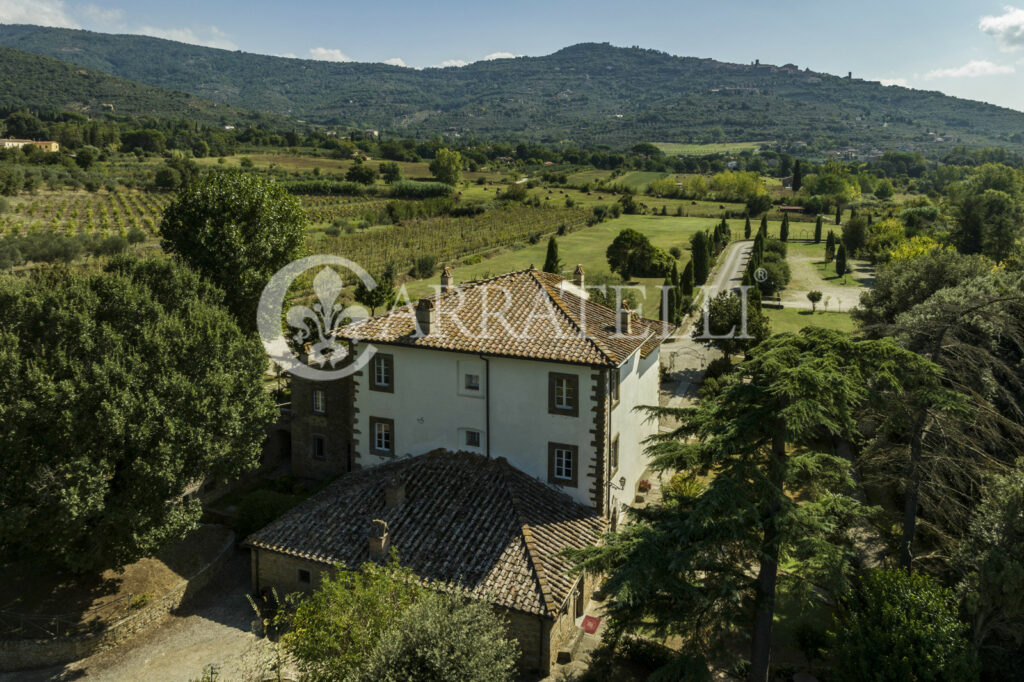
[286,267,348,367]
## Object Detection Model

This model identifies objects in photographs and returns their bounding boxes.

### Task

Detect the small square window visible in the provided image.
[465,430,481,447]
[465,374,480,391]
[312,435,326,460]
[312,389,326,414]
[298,569,311,584]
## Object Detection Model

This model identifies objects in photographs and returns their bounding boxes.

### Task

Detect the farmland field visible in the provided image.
[403,214,719,318]
[651,141,772,156]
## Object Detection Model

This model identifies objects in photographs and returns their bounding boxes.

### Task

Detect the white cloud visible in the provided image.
[981,6,1024,51]
[434,58,470,68]
[76,3,124,30]
[138,25,237,50]
[382,57,407,67]
[309,47,354,62]
[925,60,1015,79]
[275,52,298,59]
[482,51,519,60]
[878,78,908,87]
[0,0,77,28]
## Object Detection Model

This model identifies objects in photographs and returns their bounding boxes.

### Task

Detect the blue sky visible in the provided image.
[4,0,1024,110]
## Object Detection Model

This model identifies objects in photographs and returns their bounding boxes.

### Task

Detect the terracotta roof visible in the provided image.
[245,450,606,617]
[336,269,674,367]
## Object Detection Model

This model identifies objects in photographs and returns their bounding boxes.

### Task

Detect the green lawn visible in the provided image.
[764,308,857,335]
[403,214,719,318]
[651,141,772,156]
[615,171,669,192]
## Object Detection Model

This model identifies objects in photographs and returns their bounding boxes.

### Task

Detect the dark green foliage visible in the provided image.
[947,163,1024,261]
[689,230,712,285]
[681,259,694,297]
[779,212,789,241]
[606,228,672,280]
[0,258,276,571]
[378,160,402,184]
[356,592,519,682]
[355,264,397,315]
[5,29,1024,150]
[0,46,258,125]
[410,255,437,279]
[278,560,518,682]
[568,329,934,681]
[841,216,868,256]
[792,159,802,192]
[825,230,837,262]
[345,160,378,185]
[814,215,823,243]
[835,244,848,279]
[429,148,462,185]
[829,569,977,682]
[954,461,1024,679]
[160,170,307,328]
[692,290,770,356]
[235,489,303,539]
[852,248,992,327]
[543,236,562,274]
[874,178,895,199]
[744,215,752,239]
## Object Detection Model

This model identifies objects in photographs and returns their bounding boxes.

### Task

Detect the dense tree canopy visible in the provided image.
[0,258,276,571]
[160,170,307,328]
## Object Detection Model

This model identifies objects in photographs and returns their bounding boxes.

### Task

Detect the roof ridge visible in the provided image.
[530,270,621,365]
[497,458,558,617]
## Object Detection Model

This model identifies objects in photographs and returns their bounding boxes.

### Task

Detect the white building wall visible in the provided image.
[350,342,661,512]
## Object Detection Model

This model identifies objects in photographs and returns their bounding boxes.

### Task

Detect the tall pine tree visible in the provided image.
[792,159,802,192]
[835,243,848,281]
[780,213,790,242]
[825,230,837,262]
[814,215,823,243]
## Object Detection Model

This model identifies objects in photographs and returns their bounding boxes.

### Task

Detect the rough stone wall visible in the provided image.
[290,374,355,479]
[501,609,551,674]
[252,549,329,594]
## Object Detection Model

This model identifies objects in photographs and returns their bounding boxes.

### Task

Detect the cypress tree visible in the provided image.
[744,215,752,239]
[681,260,694,297]
[690,231,710,285]
[825,230,836,262]
[792,159,802,192]
[835,205,842,226]
[814,215,823,243]
[835,244,848,281]
[780,213,790,242]
[759,214,768,238]
[543,236,562,274]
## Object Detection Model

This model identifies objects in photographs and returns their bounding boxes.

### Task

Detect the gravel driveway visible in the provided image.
[1,551,291,682]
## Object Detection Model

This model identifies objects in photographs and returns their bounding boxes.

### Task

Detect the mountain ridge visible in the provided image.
[1,24,1023,151]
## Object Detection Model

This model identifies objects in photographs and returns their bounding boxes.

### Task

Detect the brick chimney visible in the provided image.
[384,476,405,508]
[617,300,633,335]
[440,266,454,293]
[368,519,389,559]
[415,297,437,336]
[573,264,585,288]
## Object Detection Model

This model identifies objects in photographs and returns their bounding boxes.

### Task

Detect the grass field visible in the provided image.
[651,141,772,156]
[402,214,720,318]
[614,171,669,192]
[764,308,858,335]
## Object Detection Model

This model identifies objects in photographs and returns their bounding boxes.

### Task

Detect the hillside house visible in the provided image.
[0,139,60,152]
[287,266,673,524]
[246,449,606,673]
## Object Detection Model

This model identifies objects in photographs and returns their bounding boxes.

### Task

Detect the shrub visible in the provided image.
[126,227,147,245]
[829,569,977,682]
[235,489,301,539]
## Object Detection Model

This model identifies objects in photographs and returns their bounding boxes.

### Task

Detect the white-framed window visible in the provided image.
[610,435,619,472]
[371,354,393,392]
[312,435,326,460]
[553,447,574,480]
[465,373,480,391]
[312,388,326,414]
[371,417,393,455]
[465,429,481,447]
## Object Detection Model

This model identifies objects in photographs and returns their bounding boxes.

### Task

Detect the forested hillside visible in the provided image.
[0,44,278,126]
[2,25,1024,151]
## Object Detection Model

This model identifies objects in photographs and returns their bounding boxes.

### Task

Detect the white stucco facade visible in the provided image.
[349,341,661,514]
